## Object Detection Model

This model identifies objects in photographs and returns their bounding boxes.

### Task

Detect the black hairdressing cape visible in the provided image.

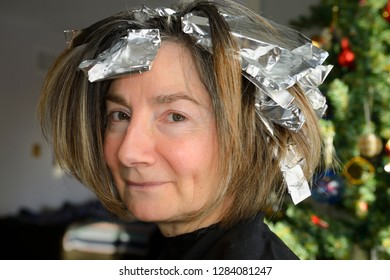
[153,212,299,260]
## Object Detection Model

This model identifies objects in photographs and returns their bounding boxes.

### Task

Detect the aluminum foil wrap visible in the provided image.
[132,6,176,22]
[280,145,311,204]
[182,12,332,132]
[79,29,161,82]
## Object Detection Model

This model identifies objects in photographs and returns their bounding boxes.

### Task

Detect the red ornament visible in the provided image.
[340,37,350,49]
[311,215,329,229]
[385,139,390,156]
[338,37,355,69]
[383,0,390,23]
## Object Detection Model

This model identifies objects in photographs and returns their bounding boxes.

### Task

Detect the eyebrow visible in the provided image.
[105,92,201,107]
[151,93,200,106]
[105,93,129,107]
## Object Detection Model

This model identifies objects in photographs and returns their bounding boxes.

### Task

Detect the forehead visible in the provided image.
[108,41,210,103]
[150,41,198,87]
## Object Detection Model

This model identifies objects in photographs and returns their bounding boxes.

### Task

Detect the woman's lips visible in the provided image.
[126,180,170,188]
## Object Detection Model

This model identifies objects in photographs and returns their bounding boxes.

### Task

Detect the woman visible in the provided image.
[38,0,332,259]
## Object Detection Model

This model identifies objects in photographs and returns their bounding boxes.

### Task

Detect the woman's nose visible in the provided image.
[117,114,156,167]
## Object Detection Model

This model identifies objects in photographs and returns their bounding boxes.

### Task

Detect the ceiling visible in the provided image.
[0,1,317,35]
[0,0,177,33]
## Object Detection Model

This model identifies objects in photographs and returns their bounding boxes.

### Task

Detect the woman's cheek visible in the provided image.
[103,134,120,167]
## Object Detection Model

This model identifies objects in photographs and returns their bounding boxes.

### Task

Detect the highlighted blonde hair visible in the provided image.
[38,0,323,227]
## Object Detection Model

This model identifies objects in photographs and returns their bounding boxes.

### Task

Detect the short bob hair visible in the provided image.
[38,0,323,227]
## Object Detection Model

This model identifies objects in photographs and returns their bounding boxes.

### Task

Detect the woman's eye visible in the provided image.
[168,113,186,122]
[110,111,130,122]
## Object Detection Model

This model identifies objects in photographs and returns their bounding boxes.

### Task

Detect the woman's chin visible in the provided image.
[129,206,171,223]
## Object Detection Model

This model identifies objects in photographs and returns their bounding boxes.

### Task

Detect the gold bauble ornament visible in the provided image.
[343,156,375,185]
[358,133,383,158]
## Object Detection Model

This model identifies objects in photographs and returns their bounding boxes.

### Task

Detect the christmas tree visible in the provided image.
[266,0,390,259]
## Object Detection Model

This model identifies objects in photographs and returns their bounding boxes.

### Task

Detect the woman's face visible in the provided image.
[104,42,221,236]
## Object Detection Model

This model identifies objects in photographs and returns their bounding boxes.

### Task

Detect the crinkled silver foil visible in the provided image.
[182,13,213,52]
[182,12,332,132]
[79,29,161,82]
[281,161,311,204]
[254,87,305,132]
[280,145,311,204]
[297,65,332,118]
[132,6,176,22]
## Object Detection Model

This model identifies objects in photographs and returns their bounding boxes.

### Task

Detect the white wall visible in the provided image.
[0,0,319,217]
[0,13,96,216]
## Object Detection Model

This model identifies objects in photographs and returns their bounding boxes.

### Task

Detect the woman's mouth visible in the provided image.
[126,180,170,188]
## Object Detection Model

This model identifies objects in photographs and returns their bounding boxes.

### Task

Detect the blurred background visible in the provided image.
[1,0,389,260]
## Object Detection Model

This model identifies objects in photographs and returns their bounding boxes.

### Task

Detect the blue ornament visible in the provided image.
[312,169,344,204]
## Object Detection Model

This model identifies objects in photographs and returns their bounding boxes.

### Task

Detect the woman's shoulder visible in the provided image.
[154,212,299,260]
[205,213,299,260]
